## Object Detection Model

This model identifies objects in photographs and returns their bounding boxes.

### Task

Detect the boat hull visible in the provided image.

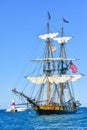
[36,109,78,115]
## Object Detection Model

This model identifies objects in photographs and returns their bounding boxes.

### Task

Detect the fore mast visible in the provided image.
[45,13,52,104]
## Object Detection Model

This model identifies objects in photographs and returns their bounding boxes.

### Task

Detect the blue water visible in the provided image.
[0,107,87,130]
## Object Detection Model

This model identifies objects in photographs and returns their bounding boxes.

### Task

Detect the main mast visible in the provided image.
[58,18,73,106]
[59,18,67,105]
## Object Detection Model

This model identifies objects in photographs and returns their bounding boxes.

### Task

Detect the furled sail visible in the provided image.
[39,32,58,40]
[32,58,79,62]
[54,36,72,44]
[26,74,83,85]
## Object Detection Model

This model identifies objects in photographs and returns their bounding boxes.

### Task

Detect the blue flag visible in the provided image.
[63,18,69,23]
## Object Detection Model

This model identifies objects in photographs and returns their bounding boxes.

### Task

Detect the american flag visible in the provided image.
[69,61,77,73]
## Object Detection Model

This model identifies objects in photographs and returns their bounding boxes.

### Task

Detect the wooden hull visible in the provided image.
[32,103,79,115]
[36,109,78,115]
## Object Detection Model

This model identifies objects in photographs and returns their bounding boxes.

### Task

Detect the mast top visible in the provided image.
[47,12,51,34]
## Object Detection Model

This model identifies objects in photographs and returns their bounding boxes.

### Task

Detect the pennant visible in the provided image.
[63,18,69,23]
[69,61,77,73]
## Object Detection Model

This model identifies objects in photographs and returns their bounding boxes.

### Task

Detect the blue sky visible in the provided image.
[0,0,87,108]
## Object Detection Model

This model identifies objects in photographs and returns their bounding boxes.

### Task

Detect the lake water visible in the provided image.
[0,107,87,130]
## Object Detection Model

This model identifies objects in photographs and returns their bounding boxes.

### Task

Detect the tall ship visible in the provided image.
[12,13,83,115]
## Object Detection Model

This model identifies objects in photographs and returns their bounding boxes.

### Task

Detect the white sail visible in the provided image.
[54,36,72,44]
[32,58,79,62]
[48,75,71,84]
[39,32,58,40]
[70,74,82,81]
[26,74,83,85]
[26,75,46,85]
